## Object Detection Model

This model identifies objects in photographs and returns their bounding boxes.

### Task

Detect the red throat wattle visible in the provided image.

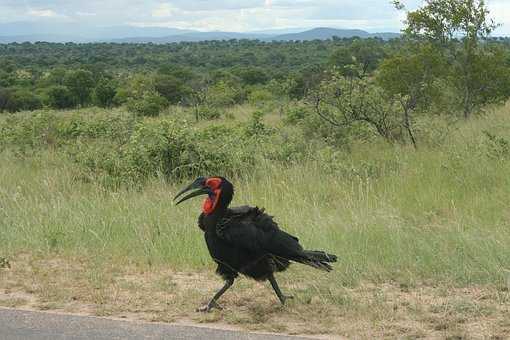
[202,177,222,215]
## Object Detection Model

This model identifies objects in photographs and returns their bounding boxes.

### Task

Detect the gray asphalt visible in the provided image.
[0,308,318,340]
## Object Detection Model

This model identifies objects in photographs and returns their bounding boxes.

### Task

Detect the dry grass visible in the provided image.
[1,253,509,339]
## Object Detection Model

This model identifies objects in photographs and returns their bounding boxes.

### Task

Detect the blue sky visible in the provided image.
[1,0,509,34]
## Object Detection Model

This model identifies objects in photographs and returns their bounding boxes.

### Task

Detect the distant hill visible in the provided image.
[0,22,400,43]
[272,27,400,41]
[112,31,272,43]
[0,22,194,43]
[111,28,400,44]
[0,34,89,44]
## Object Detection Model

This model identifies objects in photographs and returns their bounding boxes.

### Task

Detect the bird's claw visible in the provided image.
[280,295,294,305]
[196,300,223,313]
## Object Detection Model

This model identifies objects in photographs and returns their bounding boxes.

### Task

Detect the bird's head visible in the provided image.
[174,176,232,215]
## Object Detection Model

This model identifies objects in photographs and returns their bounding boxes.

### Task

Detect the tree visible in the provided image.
[154,75,190,104]
[46,85,75,109]
[3,89,42,112]
[0,70,15,87]
[309,68,402,144]
[394,0,499,118]
[185,75,212,122]
[127,92,169,117]
[94,79,117,108]
[377,44,447,148]
[329,47,355,70]
[234,67,269,85]
[0,87,10,112]
[64,69,95,107]
[394,0,496,44]
[350,38,386,74]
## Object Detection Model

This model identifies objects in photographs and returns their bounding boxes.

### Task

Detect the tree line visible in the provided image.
[1,0,510,148]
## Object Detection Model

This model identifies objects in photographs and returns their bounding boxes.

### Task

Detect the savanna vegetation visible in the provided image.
[1,0,510,338]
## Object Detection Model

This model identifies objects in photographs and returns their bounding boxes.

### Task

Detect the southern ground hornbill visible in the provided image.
[174,176,337,312]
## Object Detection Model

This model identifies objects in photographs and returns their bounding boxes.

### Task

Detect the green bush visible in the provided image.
[127,92,169,117]
[283,104,310,125]
[2,88,42,113]
[195,105,221,120]
[0,111,58,154]
[0,110,262,185]
[46,85,76,109]
[94,79,117,108]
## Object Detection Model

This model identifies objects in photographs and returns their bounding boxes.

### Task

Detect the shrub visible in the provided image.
[64,69,95,106]
[0,111,58,154]
[94,79,117,108]
[483,131,510,160]
[154,75,190,104]
[46,85,75,109]
[247,87,274,106]
[195,105,221,120]
[207,81,244,107]
[283,104,310,125]
[127,92,169,117]
[3,89,42,112]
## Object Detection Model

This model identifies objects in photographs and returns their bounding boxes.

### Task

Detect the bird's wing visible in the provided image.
[217,206,304,259]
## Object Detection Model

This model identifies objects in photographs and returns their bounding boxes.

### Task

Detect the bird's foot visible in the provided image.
[196,300,223,313]
[280,295,294,305]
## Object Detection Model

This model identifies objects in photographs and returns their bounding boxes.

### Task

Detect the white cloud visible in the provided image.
[76,11,97,17]
[28,9,58,17]
[152,3,177,18]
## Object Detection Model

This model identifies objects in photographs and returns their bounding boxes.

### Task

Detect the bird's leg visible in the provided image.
[196,278,234,312]
[268,274,293,305]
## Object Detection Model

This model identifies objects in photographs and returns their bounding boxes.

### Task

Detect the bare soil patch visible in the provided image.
[1,254,509,339]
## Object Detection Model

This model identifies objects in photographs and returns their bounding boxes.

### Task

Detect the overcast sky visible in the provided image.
[1,0,509,34]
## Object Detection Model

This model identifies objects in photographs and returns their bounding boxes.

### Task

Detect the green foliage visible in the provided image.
[94,79,117,108]
[0,87,9,112]
[247,87,275,106]
[195,105,221,120]
[483,131,510,160]
[234,67,269,85]
[0,88,42,113]
[64,69,95,106]
[451,45,510,109]
[0,110,261,186]
[310,70,402,144]
[329,47,355,70]
[154,75,190,104]
[127,92,169,117]
[395,0,506,117]
[377,43,446,104]
[46,85,75,109]
[207,80,244,107]
[0,111,58,153]
[245,111,270,137]
[283,104,310,125]
[396,0,496,43]
[1,30,510,149]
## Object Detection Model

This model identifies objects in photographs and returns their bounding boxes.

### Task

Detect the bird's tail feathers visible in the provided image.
[298,250,338,272]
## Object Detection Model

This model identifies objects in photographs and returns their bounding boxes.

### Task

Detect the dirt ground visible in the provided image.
[1,254,509,339]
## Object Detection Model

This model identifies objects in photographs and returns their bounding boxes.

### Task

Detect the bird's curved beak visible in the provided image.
[174,178,211,205]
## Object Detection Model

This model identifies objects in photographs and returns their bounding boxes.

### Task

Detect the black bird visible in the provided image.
[174,176,337,312]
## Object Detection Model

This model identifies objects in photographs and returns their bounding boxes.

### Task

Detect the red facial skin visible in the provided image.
[202,177,222,215]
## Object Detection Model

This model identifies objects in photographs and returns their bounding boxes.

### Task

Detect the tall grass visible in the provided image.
[1,106,510,288]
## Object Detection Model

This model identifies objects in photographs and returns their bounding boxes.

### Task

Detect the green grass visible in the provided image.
[1,104,510,290]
